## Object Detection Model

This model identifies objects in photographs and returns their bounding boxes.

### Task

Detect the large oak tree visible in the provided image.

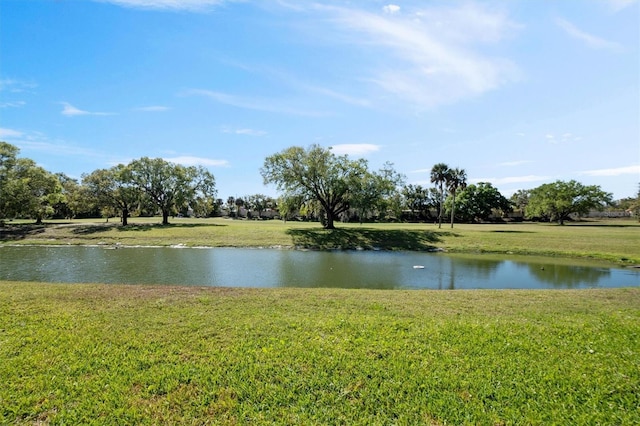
[261,145,399,229]
[2,158,63,224]
[127,157,217,225]
[526,180,613,224]
[82,165,141,225]
[450,182,511,223]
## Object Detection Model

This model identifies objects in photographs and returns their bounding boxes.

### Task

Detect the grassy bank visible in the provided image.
[2,217,639,264]
[1,283,638,424]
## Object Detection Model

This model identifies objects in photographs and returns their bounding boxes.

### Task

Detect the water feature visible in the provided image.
[1,246,638,289]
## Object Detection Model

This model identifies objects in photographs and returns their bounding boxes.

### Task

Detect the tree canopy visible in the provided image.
[0,141,630,227]
[1,158,63,224]
[82,165,141,225]
[526,180,613,224]
[128,157,217,225]
[401,184,437,221]
[261,145,401,229]
[450,182,511,223]
[245,194,272,218]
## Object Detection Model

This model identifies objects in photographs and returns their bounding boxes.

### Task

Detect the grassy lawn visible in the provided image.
[2,219,638,423]
[2,217,639,264]
[1,283,638,425]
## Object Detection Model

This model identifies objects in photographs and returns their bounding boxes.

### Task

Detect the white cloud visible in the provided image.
[579,165,640,177]
[166,155,229,167]
[94,0,226,11]
[330,144,381,156]
[555,17,623,52]
[383,4,400,14]
[134,105,170,112]
[0,127,24,138]
[60,102,115,117]
[315,3,521,108]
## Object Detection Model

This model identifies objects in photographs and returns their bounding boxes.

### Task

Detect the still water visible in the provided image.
[0,246,638,290]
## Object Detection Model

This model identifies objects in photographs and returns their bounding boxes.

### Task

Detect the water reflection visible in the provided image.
[523,262,610,288]
[0,246,637,290]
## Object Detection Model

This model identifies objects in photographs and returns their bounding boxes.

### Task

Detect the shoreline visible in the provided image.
[1,218,638,266]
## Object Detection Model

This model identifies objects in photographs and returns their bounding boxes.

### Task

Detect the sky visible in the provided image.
[1,0,638,201]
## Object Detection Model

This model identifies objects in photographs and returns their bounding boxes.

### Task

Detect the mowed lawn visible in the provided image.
[1,218,639,424]
[2,217,639,264]
[1,283,638,425]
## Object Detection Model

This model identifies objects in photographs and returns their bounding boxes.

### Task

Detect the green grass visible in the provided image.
[2,217,639,264]
[1,283,638,424]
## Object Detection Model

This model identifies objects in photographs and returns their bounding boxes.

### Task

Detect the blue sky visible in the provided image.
[1,0,638,200]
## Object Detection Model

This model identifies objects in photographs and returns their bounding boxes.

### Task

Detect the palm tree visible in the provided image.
[447,167,467,228]
[430,163,450,229]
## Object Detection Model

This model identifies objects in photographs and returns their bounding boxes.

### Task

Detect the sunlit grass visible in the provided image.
[2,217,638,264]
[1,282,638,424]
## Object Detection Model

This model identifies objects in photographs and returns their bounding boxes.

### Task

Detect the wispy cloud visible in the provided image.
[220,60,372,108]
[0,101,26,108]
[606,0,638,12]
[545,132,582,144]
[0,78,37,93]
[382,4,400,15]
[134,105,170,112]
[555,17,623,52]
[498,160,532,167]
[0,79,34,109]
[312,3,521,109]
[470,175,552,185]
[184,89,329,117]
[0,127,24,138]
[222,127,267,136]
[579,165,640,177]
[17,140,107,159]
[5,129,110,159]
[94,0,226,12]
[299,84,372,108]
[165,155,229,167]
[330,144,381,156]
[409,168,433,174]
[60,102,115,117]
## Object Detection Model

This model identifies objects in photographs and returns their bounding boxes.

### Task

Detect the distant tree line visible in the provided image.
[0,141,630,227]
[1,142,217,225]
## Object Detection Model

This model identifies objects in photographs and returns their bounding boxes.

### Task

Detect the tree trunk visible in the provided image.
[324,210,335,229]
[450,192,456,228]
[438,183,444,229]
[121,208,128,226]
[162,209,170,225]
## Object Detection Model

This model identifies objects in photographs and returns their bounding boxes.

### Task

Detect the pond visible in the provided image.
[1,246,638,290]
